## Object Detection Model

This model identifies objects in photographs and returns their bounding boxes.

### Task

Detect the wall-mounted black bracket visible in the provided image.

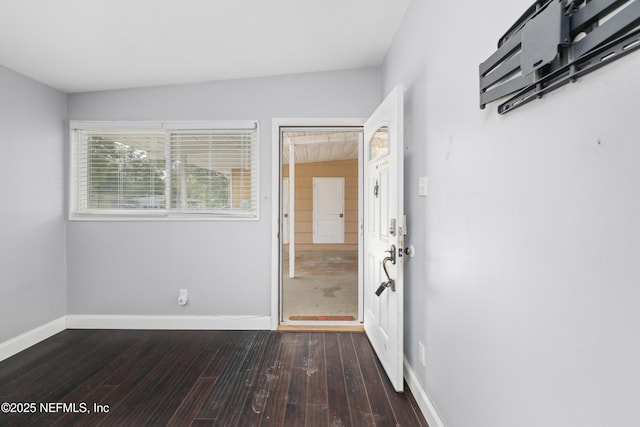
[479,0,640,114]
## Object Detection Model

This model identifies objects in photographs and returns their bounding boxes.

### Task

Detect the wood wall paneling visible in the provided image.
[283,159,358,251]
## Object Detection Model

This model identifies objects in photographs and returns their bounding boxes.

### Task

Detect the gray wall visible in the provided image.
[66,68,381,315]
[383,1,640,426]
[0,66,67,342]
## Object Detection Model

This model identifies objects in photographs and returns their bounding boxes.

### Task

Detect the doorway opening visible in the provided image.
[280,126,363,324]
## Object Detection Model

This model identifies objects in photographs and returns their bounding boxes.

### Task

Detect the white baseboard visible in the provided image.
[66,314,272,330]
[0,315,272,362]
[404,357,446,427]
[0,316,67,363]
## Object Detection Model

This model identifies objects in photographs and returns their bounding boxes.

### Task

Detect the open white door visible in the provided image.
[363,85,405,392]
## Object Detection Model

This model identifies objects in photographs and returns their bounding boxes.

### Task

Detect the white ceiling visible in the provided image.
[283,131,360,164]
[0,0,410,93]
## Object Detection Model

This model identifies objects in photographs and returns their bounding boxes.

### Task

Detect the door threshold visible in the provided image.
[278,320,363,332]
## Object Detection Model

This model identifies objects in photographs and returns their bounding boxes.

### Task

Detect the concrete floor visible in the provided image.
[282,249,358,320]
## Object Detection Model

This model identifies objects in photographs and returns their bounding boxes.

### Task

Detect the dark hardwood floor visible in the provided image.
[0,330,428,426]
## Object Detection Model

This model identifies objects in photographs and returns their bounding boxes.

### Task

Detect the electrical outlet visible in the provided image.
[178,289,188,306]
[418,342,426,367]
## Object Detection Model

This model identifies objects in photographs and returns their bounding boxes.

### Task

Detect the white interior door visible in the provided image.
[363,85,405,392]
[313,177,345,244]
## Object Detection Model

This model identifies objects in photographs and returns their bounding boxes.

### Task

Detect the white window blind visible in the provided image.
[70,121,258,219]
[170,130,257,216]
[75,130,167,212]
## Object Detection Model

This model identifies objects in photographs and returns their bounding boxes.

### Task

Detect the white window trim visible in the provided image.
[68,120,260,221]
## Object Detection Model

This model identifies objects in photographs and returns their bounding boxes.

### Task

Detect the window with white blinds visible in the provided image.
[70,121,258,219]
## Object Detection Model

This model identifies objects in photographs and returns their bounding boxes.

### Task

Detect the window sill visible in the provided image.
[68,213,259,222]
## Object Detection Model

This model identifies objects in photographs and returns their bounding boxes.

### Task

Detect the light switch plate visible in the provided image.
[418,176,428,197]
